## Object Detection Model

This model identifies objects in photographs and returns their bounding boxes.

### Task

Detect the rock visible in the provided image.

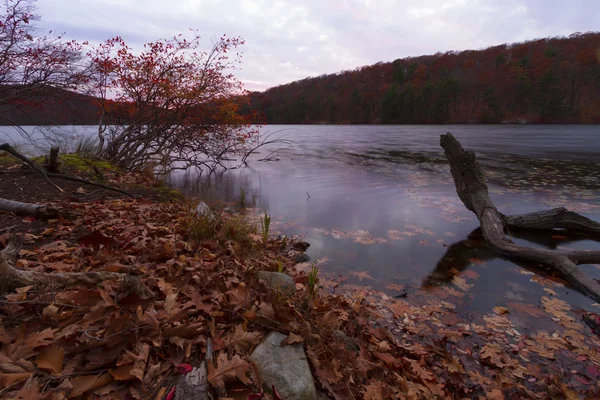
[250,332,316,400]
[195,201,215,221]
[293,252,310,263]
[257,271,296,296]
[332,330,359,352]
[292,241,310,252]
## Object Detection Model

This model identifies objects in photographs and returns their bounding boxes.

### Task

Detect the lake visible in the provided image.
[3,124,600,320]
[167,124,600,318]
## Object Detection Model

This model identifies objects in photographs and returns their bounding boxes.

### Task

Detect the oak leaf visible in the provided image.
[207,353,252,390]
[361,379,384,400]
[5,327,54,360]
[480,343,505,368]
[224,325,262,352]
[350,270,375,281]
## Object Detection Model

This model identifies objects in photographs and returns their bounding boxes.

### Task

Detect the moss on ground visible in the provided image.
[154,185,185,202]
[31,153,119,175]
[0,154,18,167]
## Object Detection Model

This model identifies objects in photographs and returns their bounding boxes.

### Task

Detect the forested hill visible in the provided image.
[249,32,600,124]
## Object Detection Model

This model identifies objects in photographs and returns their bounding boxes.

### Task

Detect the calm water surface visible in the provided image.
[3,124,600,319]
[168,125,600,317]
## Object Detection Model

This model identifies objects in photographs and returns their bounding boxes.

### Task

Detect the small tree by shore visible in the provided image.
[84,33,263,174]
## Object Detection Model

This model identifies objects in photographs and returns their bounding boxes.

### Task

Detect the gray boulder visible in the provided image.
[257,271,296,297]
[195,201,215,221]
[250,332,316,400]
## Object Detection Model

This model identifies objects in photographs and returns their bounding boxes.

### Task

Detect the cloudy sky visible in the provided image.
[37,0,599,92]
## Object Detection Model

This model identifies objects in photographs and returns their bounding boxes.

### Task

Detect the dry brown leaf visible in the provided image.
[42,304,59,320]
[406,358,435,381]
[350,270,375,281]
[480,343,505,368]
[281,333,303,346]
[493,306,510,315]
[162,322,205,338]
[110,364,135,381]
[68,373,113,398]
[374,352,398,367]
[35,345,64,375]
[224,325,262,352]
[120,343,150,381]
[361,379,384,400]
[207,353,252,390]
[452,276,473,291]
[5,327,54,360]
[0,371,32,387]
[486,388,504,400]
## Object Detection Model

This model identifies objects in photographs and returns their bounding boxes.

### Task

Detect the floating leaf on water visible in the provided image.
[350,271,375,281]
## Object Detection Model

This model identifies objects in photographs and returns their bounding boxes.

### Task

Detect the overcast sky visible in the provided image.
[37,0,599,92]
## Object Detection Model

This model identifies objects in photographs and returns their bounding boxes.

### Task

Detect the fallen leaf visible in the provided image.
[0,372,32,387]
[281,333,303,346]
[68,373,113,398]
[109,364,135,381]
[35,346,64,375]
[207,353,251,390]
[493,307,509,315]
[350,271,375,281]
[361,379,384,400]
[224,325,262,352]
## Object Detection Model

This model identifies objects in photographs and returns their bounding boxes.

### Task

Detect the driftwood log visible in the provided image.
[0,242,153,299]
[0,198,59,219]
[441,133,600,302]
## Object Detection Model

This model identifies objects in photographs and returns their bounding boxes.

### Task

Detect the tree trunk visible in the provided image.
[44,146,61,173]
[440,132,600,302]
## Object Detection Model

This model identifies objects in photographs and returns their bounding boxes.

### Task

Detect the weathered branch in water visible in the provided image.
[441,132,600,302]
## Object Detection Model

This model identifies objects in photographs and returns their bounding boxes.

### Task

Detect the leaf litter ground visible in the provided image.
[0,166,600,399]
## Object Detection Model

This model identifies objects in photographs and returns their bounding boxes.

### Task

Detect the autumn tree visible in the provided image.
[0,0,83,126]
[86,33,261,173]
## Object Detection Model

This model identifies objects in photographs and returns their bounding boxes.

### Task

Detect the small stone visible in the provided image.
[195,201,215,221]
[293,252,310,263]
[250,332,316,400]
[292,241,310,252]
[332,330,359,352]
[257,271,296,297]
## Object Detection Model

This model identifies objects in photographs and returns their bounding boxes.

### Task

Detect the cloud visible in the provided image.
[35,0,599,91]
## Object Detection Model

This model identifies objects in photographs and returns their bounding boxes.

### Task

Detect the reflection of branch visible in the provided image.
[241,129,295,165]
[422,229,493,288]
[423,227,600,290]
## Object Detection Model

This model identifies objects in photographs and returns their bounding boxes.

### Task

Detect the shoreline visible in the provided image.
[1,154,600,398]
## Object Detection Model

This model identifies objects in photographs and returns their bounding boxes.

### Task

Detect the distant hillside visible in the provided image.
[0,86,106,126]
[249,32,600,124]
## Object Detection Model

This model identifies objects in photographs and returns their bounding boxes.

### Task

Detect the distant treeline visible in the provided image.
[247,32,600,124]
[2,32,599,126]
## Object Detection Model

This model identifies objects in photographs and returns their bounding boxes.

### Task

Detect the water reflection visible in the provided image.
[166,125,600,316]
[5,124,599,316]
